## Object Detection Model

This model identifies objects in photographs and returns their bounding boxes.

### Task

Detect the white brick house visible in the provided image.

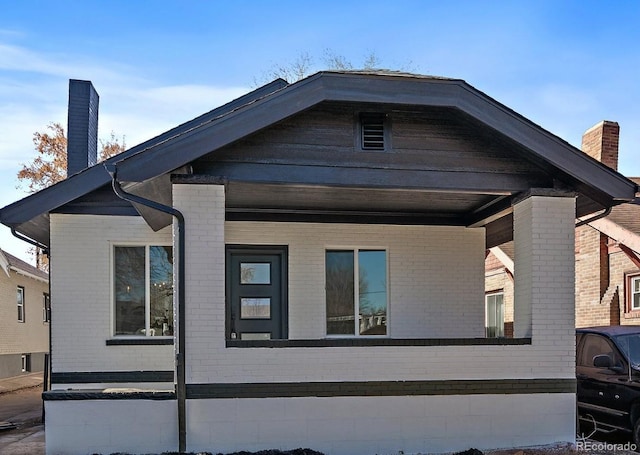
[1,72,637,455]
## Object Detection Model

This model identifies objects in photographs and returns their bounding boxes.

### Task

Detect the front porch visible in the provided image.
[176,183,576,454]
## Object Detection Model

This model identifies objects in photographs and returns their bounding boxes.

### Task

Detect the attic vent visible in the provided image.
[360,114,386,150]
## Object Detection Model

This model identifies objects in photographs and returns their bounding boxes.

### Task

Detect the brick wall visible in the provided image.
[581,120,619,171]
[573,119,640,327]
[485,263,514,337]
[172,184,576,385]
[48,187,578,384]
[513,194,576,351]
[44,186,579,454]
[49,214,174,374]
[575,225,616,327]
[610,246,640,325]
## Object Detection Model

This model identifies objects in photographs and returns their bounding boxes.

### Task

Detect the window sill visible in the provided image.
[106,338,174,346]
[226,337,531,348]
[623,311,640,319]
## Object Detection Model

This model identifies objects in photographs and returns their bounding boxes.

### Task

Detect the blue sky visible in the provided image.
[1,0,639,262]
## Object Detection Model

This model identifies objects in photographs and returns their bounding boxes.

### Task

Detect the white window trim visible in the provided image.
[17,286,25,323]
[631,275,640,311]
[324,246,389,338]
[485,291,504,338]
[110,243,173,338]
[43,293,50,323]
[21,354,30,372]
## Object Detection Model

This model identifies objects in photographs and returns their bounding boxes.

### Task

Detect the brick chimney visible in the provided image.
[67,80,99,177]
[581,120,619,171]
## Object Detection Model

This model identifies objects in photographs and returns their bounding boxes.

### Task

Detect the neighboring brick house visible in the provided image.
[576,179,640,327]
[486,121,640,335]
[1,73,638,455]
[0,248,49,379]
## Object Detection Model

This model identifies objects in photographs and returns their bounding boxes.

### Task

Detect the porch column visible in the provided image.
[172,183,226,383]
[513,191,576,341]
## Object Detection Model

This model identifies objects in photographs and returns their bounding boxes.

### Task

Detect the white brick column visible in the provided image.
[172,184,226,383]
[513,193,576,352]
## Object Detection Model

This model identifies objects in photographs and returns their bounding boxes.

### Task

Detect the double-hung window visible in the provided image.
[630,275,640,312]
[43,293,51,323]
[325,249,388,336]
[113,245,173,337]
[17,286,25,322]
[485,291,504,338]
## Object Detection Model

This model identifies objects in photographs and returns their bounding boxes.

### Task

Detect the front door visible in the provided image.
[226,246,288,340]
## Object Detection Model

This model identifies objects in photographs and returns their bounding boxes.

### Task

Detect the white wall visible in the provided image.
[49,189,577,385]
[44,188,578,455]
[174,185,576,385]
[45,399,177,455]
[187,393,575,455]
[49,214,174,375]
[514,195,576,355]
[226,221,485,340]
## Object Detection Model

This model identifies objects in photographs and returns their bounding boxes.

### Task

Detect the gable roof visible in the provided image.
[490,180,640,261]
[586,181,640,255]
[0,248,48,282]
[1,71,637,246]
[607,178,640,235]
[113,71,635,199]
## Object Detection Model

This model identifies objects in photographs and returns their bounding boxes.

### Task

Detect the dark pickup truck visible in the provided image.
[577,326,640,443]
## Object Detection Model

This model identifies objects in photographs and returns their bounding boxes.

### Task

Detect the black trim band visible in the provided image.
[43,390,175,401]
[106,338,174,346]
[51,371,174,384]
[187,378,576,399]
[226,337,532,348]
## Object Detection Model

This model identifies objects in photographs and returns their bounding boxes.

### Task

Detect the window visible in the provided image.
[628,274,640,312]
[43,293,51,323]
[17,286,25,322]
[326,249,387,336]
[359,113,389,151]
[485,292,504,338]
[21,354,31,372]
[114,245,173,337]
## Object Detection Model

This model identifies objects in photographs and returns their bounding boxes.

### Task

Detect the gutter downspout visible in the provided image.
[10,227,52,419]
[575,206,612,227]
[104,163,187,453]
[10,227,49,256]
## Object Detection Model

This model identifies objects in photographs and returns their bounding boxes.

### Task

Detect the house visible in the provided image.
[0,248,49,379]
[485,121,640,335]
[1,72,638,455]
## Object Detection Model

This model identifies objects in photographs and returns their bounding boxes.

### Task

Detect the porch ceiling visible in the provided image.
[224,182,500,226]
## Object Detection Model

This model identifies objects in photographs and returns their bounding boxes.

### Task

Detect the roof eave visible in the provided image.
[115,72,636,202]
[0,78,290,229]
[9,265,49,283]
[1,72,636,242]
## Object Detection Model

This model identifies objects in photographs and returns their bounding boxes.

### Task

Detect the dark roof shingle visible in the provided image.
[1,249,48,281]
